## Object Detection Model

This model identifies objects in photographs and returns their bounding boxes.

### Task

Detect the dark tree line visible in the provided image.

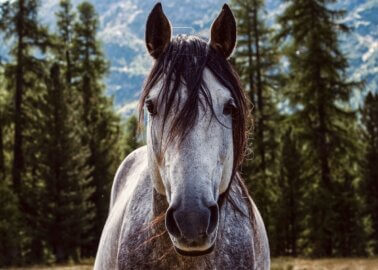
[232,0,281,238]
[361,92,378,254]
[0,0,141,266]
[231,0,377,257]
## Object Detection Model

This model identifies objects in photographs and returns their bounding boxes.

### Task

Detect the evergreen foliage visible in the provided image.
[0,0,52,263]
[361,92,378,253]
[230,0,281,251]
[71,1,123,255]
[0,0,126,265]
[0,60,22,267]
[0,0,49,196]
[123,115,143,157]
[0,63,9,182]
[273,128,304,256]
[275,0,365,256]
[55,0,76,86]
[37,63,94,262]
[0,181,20,266]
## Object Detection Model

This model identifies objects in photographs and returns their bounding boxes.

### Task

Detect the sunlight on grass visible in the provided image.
[271,257,378,270]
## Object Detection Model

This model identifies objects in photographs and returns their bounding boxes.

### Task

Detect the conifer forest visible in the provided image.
[0,0,377,266]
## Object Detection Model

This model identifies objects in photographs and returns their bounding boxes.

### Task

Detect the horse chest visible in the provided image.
[95,154,268,269]
[117,199,256,270]
[117,227,255,270]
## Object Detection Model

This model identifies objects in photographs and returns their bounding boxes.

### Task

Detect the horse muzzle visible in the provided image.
[165,201,219,256]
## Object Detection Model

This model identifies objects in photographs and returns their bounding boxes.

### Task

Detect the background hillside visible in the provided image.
[2,0,374,113]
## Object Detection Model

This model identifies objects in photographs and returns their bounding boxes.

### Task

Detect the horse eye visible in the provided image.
[223,101,236,116]
[145,100,156,115]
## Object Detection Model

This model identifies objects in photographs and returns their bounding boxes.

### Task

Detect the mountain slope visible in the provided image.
[2,0,376,113]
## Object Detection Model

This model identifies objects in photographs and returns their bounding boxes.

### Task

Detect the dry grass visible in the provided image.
[2,257,378,269]
[0,259,93,270]
[271,257,378,270]
[1,266,91,270]
[1,265,92,270]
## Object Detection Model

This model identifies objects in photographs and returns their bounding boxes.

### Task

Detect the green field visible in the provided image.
[2,258,378,270]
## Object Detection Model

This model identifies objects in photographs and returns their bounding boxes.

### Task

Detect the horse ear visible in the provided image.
[209,4,236,58]
[145,3,172,59]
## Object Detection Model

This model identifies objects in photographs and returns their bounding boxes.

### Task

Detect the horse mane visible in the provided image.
[138,34,254,220]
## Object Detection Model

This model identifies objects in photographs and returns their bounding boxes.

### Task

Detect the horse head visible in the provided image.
[139,3,247,256]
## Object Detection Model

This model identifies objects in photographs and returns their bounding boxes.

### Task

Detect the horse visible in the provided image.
[94,3,270,269]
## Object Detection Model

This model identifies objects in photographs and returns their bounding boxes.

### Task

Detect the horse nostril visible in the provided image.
[166,203,219,239]
[165,207,181,238]
[207,204,219,235]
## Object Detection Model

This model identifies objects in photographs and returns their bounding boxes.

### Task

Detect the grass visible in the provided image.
[0,259,93,270]
[1,266,91,270]
[2,257,378,269]
[271,257,378,270]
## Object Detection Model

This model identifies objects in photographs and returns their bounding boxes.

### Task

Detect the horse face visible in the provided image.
[144,3,237,256]
[146,69,234,255]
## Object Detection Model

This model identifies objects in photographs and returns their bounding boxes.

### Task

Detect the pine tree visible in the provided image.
[36,63,94,262]
[0,58,21,267]
[0,0,51,263]
[124,115,143,157]
[273,127,304,256]
[361,92,378,254]
[231,0,281,245]
[332,164,366,256]
[0,0,49,195]
[72,1,122,255]
[0,0,124,262]
[276,0,364,256]
[20,66,52,263]
[55,0,75,86]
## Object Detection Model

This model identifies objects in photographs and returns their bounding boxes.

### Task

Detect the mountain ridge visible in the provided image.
[1,0,377,114]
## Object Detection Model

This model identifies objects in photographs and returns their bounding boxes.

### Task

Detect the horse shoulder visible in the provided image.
[94,146,149,270]
[110,145,148,209]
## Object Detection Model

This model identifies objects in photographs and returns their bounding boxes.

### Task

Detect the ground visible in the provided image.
[1,258,378,269]
[271,257,378,270]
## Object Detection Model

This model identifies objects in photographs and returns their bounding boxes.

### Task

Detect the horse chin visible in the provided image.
[174,244,215,257]
[170,232,218,257]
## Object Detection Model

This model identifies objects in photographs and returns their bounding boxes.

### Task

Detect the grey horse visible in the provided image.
[94,3,270,269]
